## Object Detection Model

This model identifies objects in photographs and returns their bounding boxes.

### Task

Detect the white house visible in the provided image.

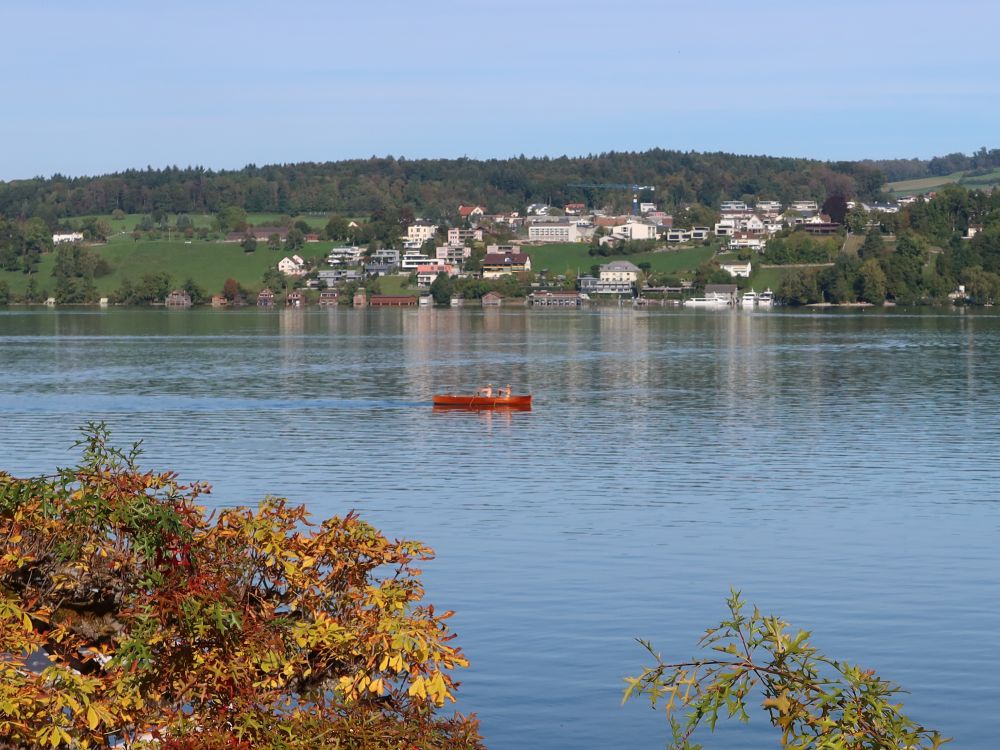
[755,200,783,215]
[401,250,434,271]
[789,200,819,213]
[52,231,84,244]
[666,228,693,243]
[728,232,767,252]
[720,261,752,278]
[596,260,640,294]
[638,202,658,214]
[278,255,306,276]
[406,220,438,244]
[327,246,362,266]
[720,200,748,212]
[611,219,658,241]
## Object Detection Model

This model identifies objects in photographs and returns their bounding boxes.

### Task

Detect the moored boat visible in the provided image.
[741,289,759,307]
[683,297,729,308]
[758,289,775,307]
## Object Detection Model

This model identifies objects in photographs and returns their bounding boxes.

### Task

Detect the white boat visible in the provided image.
[741,289,759,307]
[418,295,433,307]
[758,289,775,307]
[684,296,729,309]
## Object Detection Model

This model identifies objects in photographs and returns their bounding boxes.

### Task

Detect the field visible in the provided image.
[0,237,334,297]
[525,242,718,277]
[887,168,1000,196]
[73,212,337,235]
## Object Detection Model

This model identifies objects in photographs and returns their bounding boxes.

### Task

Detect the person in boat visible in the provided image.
[497,384,512,398]
[477,384,493,397]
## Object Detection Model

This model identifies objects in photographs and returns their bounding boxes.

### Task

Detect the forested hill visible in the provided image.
[0,150,887,222]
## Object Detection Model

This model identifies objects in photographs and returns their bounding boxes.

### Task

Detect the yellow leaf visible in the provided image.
[87,705,100,730]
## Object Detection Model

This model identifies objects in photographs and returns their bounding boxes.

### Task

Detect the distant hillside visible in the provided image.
[887,167,1000,196]
[0,150,884,222]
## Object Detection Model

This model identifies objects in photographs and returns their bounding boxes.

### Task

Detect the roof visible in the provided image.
[483,252,529,265]
[601,260,640,272]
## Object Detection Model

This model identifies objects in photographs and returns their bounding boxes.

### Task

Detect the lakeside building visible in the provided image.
[482,250,531,278]
[529,290,582,306]
[596,260,640,294]
[318,289,339,307]
[318,269,362,286]
[257,288,275,308]
[417,264,455,286]
[370,295,418,307]
[401,250,433,271]
[286,290,305,308]
[704,284,738,304]
[481,291,503,307]
[165,290,192,307]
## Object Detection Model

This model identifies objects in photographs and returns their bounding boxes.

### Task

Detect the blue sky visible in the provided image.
[1,0,996,179]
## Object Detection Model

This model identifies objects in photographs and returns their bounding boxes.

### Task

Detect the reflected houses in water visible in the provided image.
[277,308,306,385]
[401,308,534,404]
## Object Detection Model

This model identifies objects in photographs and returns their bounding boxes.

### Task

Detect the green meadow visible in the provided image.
[0,237,334,297]
[525,242,718,276]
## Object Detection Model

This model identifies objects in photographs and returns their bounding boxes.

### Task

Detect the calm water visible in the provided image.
[1,307,998,748]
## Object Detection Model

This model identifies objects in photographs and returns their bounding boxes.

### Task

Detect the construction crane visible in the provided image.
[566,183,656,216]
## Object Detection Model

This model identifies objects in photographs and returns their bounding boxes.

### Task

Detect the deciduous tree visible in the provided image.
[625,591,946,750]
[0,426,481,750]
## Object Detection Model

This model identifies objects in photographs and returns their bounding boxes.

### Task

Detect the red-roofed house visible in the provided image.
[458,204,486,219]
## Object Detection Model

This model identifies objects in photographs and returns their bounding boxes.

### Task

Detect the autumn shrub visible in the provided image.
[0,425,481,749]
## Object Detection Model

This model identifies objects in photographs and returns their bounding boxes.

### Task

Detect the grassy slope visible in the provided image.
[0,237,334,296]
[71,213,334,234]
[525,242,718,276]
[887,168,1000,195]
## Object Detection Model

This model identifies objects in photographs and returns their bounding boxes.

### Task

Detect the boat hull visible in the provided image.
[432,394,532,410]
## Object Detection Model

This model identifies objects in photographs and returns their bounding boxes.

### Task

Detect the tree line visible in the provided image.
[0,149,891,223]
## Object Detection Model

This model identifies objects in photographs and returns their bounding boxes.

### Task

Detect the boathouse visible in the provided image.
[257,288,275,308]
[370,295,418,307]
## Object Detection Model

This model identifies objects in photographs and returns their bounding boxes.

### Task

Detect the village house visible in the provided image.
[755,200,783,215]
[789,200,819,213]
[666,228,693,243]
[690,227,711,241]
[597,260,640,295]
[638,202,658,214]
[286,290,306,308]
[257,288,275,308]
[278,255,307,276]
[318,268,362,286]
[447,227,483,245]
[436,244,471,266]
[720,200,748,212]
[406,220,438,244]
[364,248,400,276]
[211,294,228,308]
[417,264,455,287]
[720,261,752,278]
[458,205,486,220]
[318,289,339,307]
[482,250,531,279]
[401,249,433,271]
[481,291,503,307]
[564,202,587,215]
[611,219,658,241]
[728,232,767,252]
[165,290,192,307]
[327,246,362,266]
[52,231,84,244]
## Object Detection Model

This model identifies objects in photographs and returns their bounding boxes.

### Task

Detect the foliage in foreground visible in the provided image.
[0,425,481,749]
[624,591,947,750]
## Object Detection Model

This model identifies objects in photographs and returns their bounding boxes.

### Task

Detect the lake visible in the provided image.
[1,306,997,749]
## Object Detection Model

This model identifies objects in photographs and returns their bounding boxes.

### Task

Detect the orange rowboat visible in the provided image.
[432,393,532,410]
